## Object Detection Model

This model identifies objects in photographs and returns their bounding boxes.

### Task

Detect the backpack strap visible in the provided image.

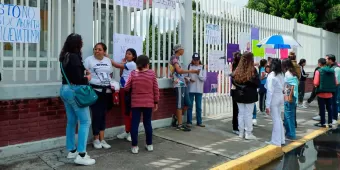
[187,64,191,70]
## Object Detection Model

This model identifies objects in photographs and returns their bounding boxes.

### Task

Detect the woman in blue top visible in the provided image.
[258,59,268,114]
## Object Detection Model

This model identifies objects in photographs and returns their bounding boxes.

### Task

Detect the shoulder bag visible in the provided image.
[60,62,98,107]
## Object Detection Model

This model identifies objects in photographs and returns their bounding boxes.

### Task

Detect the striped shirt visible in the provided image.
[124,69,159,108]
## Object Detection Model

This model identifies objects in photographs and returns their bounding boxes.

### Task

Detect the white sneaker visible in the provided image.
[332,120,338,125]
[252,119,257,126]
[232,130,240,135]
[93,139,102,149]
[74,153,96,166]
[303,101,309,108]
[239,132,244,139]
[145,145,153,152]
[313,115,320,121]
[126,133,132,142]
[101,140,111,149]
[117,132,132,142]
[245,134,257,140]
[131,146,139,154]
[67,151,78,159]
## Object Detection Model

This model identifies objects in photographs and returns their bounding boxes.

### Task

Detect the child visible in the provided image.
[109,48,137,141]
[186,53,206,127]
[124,55,159,154]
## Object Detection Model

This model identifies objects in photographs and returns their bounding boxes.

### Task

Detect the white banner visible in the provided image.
[208,50,225,71]
[205,24,221,45]
[153,0,178,10]
[239,32,251,51]
[113,33,143,62]
[0,4,40,43]
[116,0,143,9]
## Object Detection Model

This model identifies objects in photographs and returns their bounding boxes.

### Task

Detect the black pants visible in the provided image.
[298,81,305,103]
[232,91,239,131]
[307,87,317,103]
[90,90,113,136]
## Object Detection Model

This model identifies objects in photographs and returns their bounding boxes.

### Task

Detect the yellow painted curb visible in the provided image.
[211,124,334,170]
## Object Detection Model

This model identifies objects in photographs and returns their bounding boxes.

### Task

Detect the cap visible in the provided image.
[173,44,184,52]
[192,53,200,60]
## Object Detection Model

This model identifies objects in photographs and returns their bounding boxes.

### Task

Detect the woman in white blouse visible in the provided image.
[265,58,285,147]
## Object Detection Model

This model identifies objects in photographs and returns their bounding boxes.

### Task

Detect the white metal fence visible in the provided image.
[1,0,340,117]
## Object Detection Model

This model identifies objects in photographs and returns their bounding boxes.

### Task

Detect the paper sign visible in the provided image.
[208,50,225,71]
[0,4,40,43]
[239,32,251,51]
[113,33,143,62]
[205,24,221,45]
[226,44,240,63]
[204,72,218,93]
[116,0,143,9]
[280,49,288,59]
[153,0,178,10]
[252,40,264,58]
[265,48,276,54]
[251,27,259,40]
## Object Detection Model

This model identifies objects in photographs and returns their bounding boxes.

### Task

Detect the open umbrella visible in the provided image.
[257,35,302,49]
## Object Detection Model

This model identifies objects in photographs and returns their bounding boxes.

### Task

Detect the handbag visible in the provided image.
[284,84,294,103]
[60,62,98,107]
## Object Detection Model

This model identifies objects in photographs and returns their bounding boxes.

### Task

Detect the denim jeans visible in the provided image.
[284,97,296,139]
[318,97,333,125]
[60,85,91,153]
[187,93,203,125]
[253,104,257,119]
[337,86,340,112]
[332,87,338,120]
[259,84,266,112]
[131,107,153,146]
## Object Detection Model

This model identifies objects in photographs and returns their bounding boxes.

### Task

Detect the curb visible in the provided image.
[211,124,332,170]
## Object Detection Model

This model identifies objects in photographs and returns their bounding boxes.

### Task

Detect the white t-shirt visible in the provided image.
[84,56,113,87]
[121,61,137,82]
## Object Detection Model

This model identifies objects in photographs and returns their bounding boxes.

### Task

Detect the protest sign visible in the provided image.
[280,49,288,59]
[205,24,221,45]
[208,50,225,71]
[204,72,218,93]
[251,27,259,40]
[153,0,178,10]
[239,32,251,51]
[252,40,264,58]
[226,44,239,63]
[0,3,40,43]
[116,0,143,9]
[113,33,143,62]
[265,48,276,58]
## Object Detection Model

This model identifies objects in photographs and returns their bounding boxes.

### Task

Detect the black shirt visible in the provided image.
[61,53,88,85]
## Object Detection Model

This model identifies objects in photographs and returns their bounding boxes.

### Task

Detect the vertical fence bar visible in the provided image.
[157,8,161,77]
[12,0,17,81]
[105,0,109,50]
[24,0,29,81]
[57,0,61,80]
[47,0,51,80]
[146,0,150,59]
[151,5,156,72]
[36,0,41,81]
[162,8,166,78]
[98,0,101,42]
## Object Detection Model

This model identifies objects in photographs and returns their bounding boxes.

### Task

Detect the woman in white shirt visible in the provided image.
[265,58,285,147]
[84,43,114,149]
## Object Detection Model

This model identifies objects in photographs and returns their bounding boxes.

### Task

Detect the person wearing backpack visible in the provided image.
[314,58,337,128]
[186,53,206,127]
[325,54,339,125]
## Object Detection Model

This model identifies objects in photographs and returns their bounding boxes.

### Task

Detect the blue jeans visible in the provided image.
[318,97,333,125]
[60,85,91,153]
[333,87,338,120]
[337,86,340,112]
[284,97,296,139]
[259,84,266,112]
[131,107,153,146]
[187,93,203,125]
[253,104,256,119]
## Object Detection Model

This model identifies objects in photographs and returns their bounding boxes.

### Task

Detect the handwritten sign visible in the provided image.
[205,24,221,45]
[208,50,225,71]
[116,0,143,9]
[239,32,251,51]
[153,0,178,10]
[113,33,143,62]
[0,4,40,43]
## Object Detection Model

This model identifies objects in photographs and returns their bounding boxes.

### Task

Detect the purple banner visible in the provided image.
[251,27,259,40]
[227,44,240,63]
[204,72,218,93]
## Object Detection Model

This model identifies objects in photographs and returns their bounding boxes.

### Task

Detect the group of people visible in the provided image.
[230,51,340,147]
[58,33,207,166]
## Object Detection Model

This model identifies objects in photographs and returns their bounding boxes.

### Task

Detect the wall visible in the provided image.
[0,89,176,147]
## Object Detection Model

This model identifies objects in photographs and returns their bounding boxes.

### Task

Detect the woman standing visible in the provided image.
[232,52,259,140]
[84,43,113,149]
[59,33,95,165]
[265,59,285,146]
[282,59,299,140]
[298,59,309,108]
[124,55,159,154]
[186,53,207,127]
[258,59,268,114]
[230,52,241,135]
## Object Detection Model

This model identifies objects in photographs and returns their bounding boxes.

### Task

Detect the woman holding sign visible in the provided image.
[108,48,138,142]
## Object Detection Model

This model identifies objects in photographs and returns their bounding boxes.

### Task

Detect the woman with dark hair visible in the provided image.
[298,59,309,108]
[258,59,268,114]
[59,33,95,165]
[125,55,159,154]
[232,52,259,140]
[265,58,285,146]
[230,52,241,135]
[108,48,138,141]
[282,59,299,140]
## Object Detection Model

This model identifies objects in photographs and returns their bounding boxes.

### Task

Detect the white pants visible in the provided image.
[270,97,285,146]
[237,103,254,135]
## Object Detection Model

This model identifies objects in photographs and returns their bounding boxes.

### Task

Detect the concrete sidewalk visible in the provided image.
[0,103,323,170]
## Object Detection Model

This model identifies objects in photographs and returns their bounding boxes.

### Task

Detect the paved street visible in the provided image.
[0,102,322,170]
